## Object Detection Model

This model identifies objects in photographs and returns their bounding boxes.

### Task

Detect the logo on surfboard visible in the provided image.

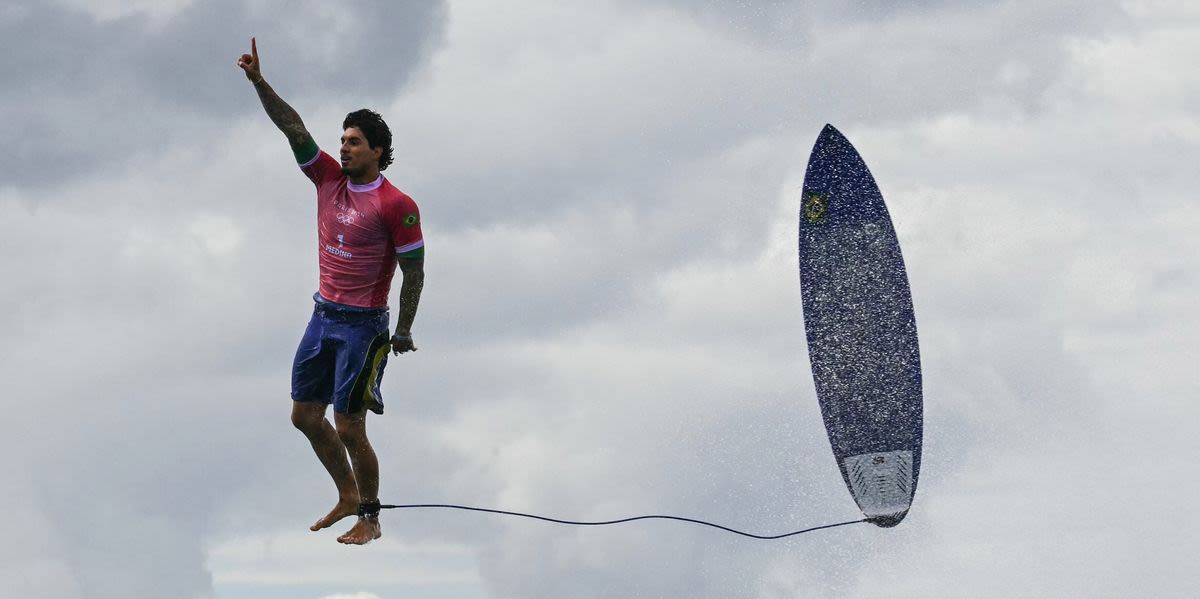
[803,193,828,224]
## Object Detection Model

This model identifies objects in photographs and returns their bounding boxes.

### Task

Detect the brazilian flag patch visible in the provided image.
[403,212,420,228]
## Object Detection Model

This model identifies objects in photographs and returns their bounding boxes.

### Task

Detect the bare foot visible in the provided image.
[310,498,359,531]
[337,516,382,545]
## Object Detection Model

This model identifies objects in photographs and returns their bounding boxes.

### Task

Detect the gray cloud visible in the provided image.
[1,0,447,189]
[386,0,1134,267]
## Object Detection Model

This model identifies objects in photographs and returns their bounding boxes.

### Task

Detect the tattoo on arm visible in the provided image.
[395,258,425,334]
[253,79,314,149]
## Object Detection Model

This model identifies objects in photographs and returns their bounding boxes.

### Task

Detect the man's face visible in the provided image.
[340,127,382,178]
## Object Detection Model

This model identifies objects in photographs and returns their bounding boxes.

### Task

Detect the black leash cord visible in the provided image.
[380,503,867,540]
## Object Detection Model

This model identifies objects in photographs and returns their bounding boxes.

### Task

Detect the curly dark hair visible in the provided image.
[342,108,394,171]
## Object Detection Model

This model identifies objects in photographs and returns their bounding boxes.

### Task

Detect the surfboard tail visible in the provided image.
[842,450,913,527]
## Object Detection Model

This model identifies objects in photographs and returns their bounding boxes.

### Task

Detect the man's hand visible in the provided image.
[237,37,262,83]
[391,333,417,355]
[237,37,314,154]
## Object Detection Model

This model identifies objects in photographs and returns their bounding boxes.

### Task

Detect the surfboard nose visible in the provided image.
[818,123,846,144]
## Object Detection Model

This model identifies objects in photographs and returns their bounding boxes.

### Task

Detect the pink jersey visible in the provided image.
[300,150,424,309]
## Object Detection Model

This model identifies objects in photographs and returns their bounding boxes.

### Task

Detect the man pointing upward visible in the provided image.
[238,38,426,545]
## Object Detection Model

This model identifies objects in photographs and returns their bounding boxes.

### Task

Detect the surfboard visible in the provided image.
[798,124,923,527]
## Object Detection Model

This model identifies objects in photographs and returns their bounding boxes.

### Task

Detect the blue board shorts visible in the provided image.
[291,294,390,414]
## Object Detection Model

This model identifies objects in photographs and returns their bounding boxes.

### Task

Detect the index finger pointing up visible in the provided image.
[251,37,258,60]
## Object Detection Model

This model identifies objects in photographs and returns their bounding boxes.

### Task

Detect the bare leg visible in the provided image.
[334,410,382,545]
[291,401,360,530]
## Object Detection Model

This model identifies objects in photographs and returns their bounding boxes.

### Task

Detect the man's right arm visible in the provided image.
[237,37,318,162]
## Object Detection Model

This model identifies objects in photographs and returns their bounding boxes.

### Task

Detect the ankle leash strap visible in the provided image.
[358,499,381,519]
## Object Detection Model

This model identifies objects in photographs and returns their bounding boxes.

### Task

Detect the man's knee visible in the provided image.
[291,402,325,433]
[334,413,367,447]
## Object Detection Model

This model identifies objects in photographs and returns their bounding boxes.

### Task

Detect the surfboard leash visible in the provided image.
[378,503,867,540]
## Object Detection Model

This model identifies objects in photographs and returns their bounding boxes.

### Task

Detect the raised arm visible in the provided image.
[237,37,317,160]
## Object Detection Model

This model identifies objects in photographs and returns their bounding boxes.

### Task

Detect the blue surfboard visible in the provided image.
[798,124,923,527]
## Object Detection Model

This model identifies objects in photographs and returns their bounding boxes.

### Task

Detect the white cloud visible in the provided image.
[208,532,479,587]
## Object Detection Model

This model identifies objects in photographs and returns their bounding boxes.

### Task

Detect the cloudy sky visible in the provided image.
[2,0,1197,597]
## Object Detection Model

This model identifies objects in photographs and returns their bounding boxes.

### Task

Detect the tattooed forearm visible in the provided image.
[253,79,313,147]
[394,259,425,335]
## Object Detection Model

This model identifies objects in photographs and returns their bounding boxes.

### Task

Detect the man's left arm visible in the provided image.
[391,257,425,354]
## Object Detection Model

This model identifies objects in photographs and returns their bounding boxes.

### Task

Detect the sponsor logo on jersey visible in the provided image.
[324,244,353,259]
[403,212,419,228]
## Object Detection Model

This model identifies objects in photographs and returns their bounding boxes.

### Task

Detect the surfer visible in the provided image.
[237,38,426,545]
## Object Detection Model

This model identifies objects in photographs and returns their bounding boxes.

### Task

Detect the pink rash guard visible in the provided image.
[300,150,424,309]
